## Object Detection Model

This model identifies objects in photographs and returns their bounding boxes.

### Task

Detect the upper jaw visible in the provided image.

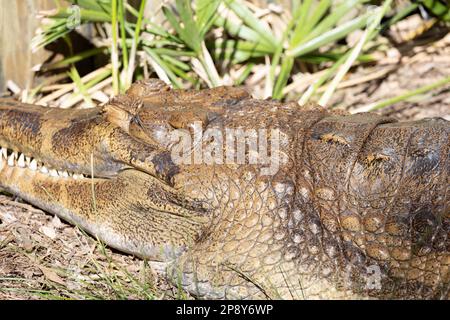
[0,101,120,179]
[0,100,178,185]
[0,144,104,181]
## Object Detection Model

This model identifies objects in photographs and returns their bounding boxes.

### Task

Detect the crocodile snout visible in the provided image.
[0,100,178,185]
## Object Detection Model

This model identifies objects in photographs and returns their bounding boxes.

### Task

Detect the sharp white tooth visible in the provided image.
[57,170,69,178]
[50,169,58,177]
[40,166,49,174]
[29,159,38,171]
[8,152,17,166]
[1,147,6,159]
[17,153,25,167]
[73,173,84,180]
[25,156,31,166]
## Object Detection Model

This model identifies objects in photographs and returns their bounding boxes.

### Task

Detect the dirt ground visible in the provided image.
[0,195,182,300]
[330,28,450,120]
[1,28,449,300]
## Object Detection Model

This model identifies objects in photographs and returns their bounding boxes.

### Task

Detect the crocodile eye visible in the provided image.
[131,114,144,129]
[319,132,350,146]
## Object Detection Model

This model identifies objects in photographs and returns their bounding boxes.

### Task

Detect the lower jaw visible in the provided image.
[0,160,101,232]
[0,162,185,267]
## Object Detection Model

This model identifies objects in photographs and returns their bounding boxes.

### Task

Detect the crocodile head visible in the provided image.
[0,87,198,263]
[0,80,253,267]
[0,79,448,299]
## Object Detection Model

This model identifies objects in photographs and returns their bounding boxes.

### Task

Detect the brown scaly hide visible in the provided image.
[0,79,448,299]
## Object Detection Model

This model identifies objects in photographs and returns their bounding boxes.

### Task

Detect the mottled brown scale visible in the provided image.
[0,79,448,299]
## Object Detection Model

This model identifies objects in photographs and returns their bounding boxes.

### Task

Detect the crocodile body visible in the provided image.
[0,80,448,299]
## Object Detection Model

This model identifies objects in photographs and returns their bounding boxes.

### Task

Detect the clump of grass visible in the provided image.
[0,229,185,300]
[26,0,450,110]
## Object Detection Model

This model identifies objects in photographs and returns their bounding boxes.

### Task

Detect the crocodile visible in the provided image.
[0,79,448,299]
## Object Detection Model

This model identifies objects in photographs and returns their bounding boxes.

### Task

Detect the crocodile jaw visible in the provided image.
[0,102,203,264]
[0,153,188,262]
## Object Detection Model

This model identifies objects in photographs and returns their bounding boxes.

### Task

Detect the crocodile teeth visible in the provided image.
[17,153,26,168]
[8,152,17,167]
[0,147,89,181]
[58,170,69,178]
[29,159,38,171]
[73,174,84,180]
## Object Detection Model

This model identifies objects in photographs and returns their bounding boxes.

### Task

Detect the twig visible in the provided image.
[60,77,113,109]
[37,65,111,105]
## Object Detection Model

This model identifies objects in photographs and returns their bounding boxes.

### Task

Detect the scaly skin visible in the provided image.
[0,80,448,299]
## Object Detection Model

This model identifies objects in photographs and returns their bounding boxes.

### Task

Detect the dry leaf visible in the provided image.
[39,266,65,285]
[0,211,17,224]
[40,226,56,239]
[51,215,63,229]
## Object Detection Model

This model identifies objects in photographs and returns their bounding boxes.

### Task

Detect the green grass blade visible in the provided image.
[144,47,183,88]
[176,0,202,53]
[421,0,450,21]
[273,57,294,99]
[224,0,278,50]
[125,3,181,42]
[304,0,332,33]
[198,41,221,87]
[162,2,201,53]
[42,47,107,70]
[287,12,370,57]
[290,0,314,46]
[298,53,347,105]
[111,0,120,95]
[151,47,196,57]
[65,0,111,13]
[161,54,191,71]
[361,75,450,112]
[214,15,274,52]
[118,0,129,72]
[234,63,255,85]
[125,0,147,90]
[301,0,364,44]
[196,0,221,37]
[68,67,94,108]
[319,0,393,106]
[162,5,186,41]
[47,7,111,22]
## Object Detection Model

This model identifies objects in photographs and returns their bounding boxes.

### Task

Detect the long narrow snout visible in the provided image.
[0,99,178,184]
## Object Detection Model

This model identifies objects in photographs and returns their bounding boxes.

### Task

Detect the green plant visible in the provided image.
[31,0,449,108]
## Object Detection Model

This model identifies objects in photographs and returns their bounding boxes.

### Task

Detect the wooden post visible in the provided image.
[0,0,54,92]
